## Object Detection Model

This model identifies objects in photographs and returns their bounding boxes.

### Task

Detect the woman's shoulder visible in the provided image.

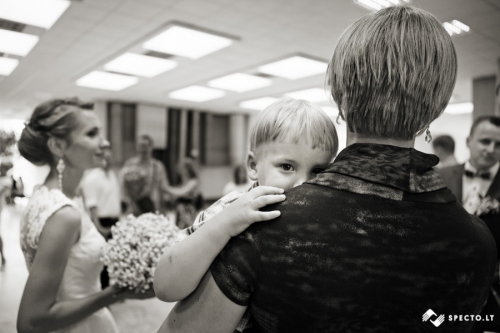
[21,186,79,250]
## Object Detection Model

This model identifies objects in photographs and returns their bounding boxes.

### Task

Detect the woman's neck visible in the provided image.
[45,166,84,198]
[346,130,415,148]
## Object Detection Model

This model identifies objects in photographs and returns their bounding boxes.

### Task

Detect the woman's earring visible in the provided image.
[425,127,432,143]
[57,158,65,190]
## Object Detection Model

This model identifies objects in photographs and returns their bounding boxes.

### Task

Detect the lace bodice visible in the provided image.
[19,186,118,332]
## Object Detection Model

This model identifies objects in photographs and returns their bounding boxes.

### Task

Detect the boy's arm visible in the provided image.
[153,186,285,302]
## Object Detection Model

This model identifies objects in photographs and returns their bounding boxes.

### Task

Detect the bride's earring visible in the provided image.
[425,127,432,143]
[57,158,65,190]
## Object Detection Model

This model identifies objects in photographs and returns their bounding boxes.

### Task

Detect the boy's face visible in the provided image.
[248,139,334,190]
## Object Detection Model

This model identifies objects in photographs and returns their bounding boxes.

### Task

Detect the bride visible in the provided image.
[16,98,150,333]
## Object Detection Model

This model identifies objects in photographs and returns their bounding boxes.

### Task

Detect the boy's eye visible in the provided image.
[312,168,325,175]
[280,164,294,171]
[87,128,99,137]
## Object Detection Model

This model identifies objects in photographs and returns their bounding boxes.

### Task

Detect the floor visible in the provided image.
[0,200,175,333]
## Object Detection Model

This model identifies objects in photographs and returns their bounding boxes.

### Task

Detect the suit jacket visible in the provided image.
[438,163,500,256]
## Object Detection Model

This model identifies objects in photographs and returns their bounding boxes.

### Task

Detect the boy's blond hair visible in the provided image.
[249,98,338,157]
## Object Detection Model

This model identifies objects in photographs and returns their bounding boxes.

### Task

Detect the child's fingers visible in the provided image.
[255,210,281,222]
[253,194,286,209]
[250,186,285,198]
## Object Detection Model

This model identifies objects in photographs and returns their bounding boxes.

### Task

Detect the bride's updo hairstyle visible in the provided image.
[328,5,457,140]
[18,98,94,166]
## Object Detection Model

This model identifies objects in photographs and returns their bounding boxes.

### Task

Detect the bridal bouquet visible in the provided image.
[101,213,179,293]
[475,195,500,217]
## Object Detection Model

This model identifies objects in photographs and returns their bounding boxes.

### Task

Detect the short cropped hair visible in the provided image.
[470,115,500,137]
[328,6,457,140]
[432,135,455,154]
[249,98,338,157]
[139,134,154,147]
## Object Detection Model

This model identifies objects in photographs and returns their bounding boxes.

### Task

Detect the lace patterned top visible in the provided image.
[19,185,118,333]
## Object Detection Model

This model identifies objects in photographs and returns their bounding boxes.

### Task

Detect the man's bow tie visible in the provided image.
[464,169,491,180]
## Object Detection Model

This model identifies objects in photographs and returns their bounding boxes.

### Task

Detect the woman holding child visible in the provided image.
[156,5,497,333]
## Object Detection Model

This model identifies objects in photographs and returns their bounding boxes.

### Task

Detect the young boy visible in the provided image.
[153,98,339,332]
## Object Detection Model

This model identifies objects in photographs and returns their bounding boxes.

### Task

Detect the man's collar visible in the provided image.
[465,161,500,178]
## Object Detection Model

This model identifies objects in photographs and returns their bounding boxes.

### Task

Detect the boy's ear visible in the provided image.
[47,137,67,158]
[247,151,259,181]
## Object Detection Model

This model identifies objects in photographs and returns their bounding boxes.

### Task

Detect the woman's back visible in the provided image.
[210,144,497,332]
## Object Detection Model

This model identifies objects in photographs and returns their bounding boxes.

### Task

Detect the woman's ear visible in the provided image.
[247,151,258,181]
[47,137,67,158]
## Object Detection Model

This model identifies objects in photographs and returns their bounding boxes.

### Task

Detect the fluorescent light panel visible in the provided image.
[354,0,409,11]
[443,20,470,36]
[239,97,279,111]
[444,102,473,115]
[143,26,233,59]
[104,53,177,78]
[0,0,70,29]
[208,73,272,92]
[285,88,330,103]
[258,56,328,80]
[0,29,39,56]
[76,71,138,91]
[169,86,225,102]
[0,57,19,76]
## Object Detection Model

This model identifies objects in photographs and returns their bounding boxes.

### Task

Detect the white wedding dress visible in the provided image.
[20,185,119,333]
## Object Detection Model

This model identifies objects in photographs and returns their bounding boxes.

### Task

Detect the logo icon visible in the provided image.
[423,309,445,327]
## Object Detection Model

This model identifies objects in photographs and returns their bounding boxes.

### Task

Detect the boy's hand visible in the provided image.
[219,186,285,237]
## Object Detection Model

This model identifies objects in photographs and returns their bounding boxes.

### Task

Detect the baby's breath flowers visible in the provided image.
[101,213,179,293]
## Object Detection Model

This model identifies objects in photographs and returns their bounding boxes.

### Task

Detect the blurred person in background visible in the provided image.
[120,134,171,216]
[16,98,150,333]
[438,115,500,332]
[0,158,13,269]
[167,158,202,229]
[80,144,120,239]
[80,144,121,289]
[432,134,458,168]
[222,164,252,196]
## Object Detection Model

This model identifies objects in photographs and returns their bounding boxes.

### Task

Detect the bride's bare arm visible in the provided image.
[17,207,123,333]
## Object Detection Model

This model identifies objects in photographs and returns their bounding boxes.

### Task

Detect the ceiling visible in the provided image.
[0,0,499,119]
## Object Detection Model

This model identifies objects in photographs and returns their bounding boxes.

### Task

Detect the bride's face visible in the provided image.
[64,110,106,170]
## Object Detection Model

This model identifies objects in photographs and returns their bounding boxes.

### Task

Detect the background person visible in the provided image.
[438,115,500,332]
[0,158,13,270]
[158,6,496,333]
[120,134,170,216]
[167,158,202,229]
[222,164,252,196]
[432,134,459,168]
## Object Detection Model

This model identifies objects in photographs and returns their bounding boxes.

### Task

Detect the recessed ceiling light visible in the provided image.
[354,0,409,11]
[0,57,19,76]
[443,20,470,36]
[239,97,279,111]
[444,102,473,115]
[143,25,233,59]
[208,73,272,92]
[104,53,177,78]
[258,56,328,80]
[0,0,70,29]
[76,71,139,91]
[169,86,226,102]
[0,29,39,56]
[285,88,330,103]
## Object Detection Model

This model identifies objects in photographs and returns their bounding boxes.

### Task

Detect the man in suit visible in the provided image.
[439,115,500,333]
